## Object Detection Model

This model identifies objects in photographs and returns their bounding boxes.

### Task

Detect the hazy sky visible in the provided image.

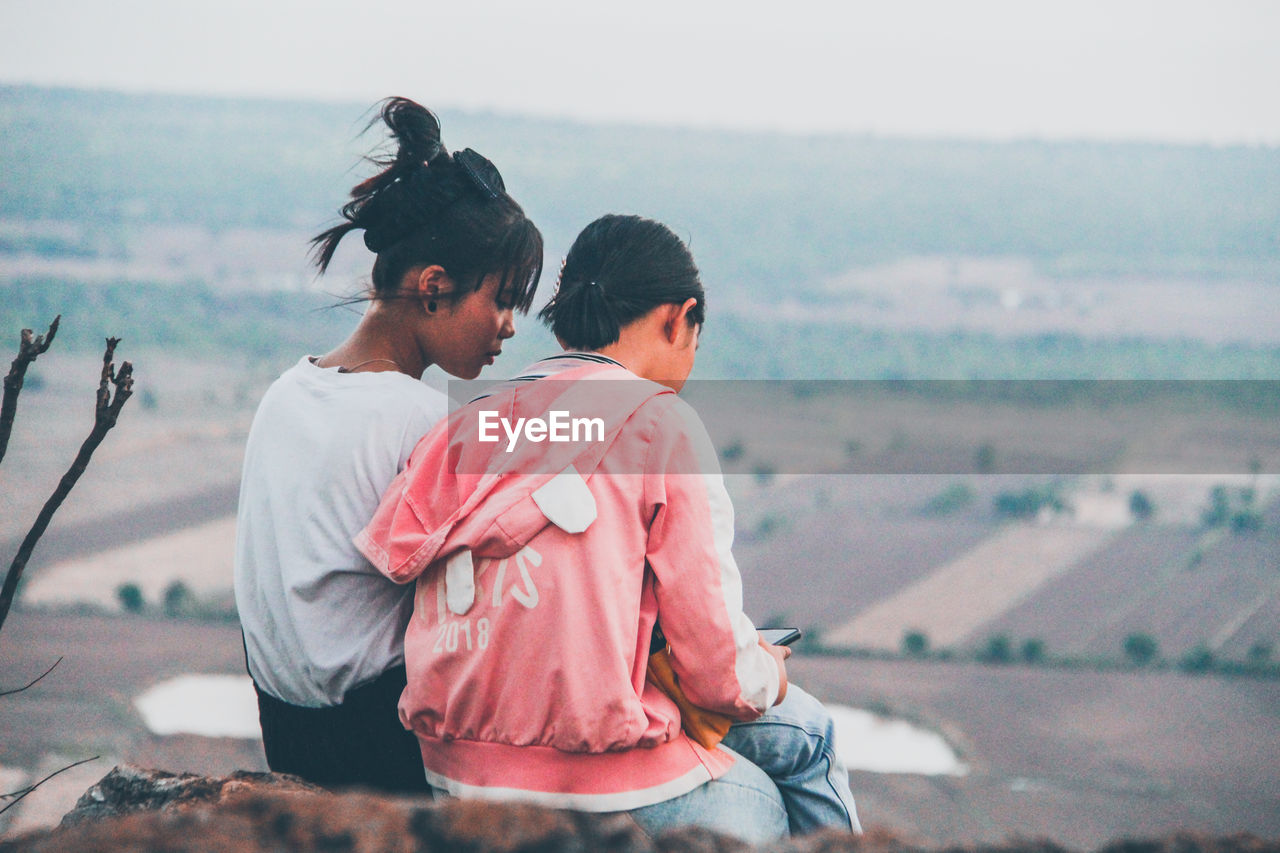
[1,0,1276,144]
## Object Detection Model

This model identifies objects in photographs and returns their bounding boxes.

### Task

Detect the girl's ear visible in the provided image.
[663,297,700,344]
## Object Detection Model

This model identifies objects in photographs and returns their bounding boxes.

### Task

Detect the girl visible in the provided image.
[356,215,857,840]
[233,97,542,793]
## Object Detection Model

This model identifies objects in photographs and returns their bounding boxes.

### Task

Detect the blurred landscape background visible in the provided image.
[1,3,1278,844]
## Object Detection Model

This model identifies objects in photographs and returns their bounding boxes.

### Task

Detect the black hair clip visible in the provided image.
[455,148,506,200]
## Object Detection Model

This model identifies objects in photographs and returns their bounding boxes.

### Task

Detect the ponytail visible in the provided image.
[546,277,622,351]
[540,215,704,350]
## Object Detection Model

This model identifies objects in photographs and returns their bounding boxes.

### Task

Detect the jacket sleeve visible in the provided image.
[355,417,459,584]
[356,403,564,585]
[642,396,780,720]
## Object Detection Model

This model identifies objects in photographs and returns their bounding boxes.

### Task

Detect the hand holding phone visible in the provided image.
[757,631,793,705]
[758,627,802,647]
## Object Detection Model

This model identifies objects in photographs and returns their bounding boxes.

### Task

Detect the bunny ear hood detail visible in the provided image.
[354,360,671,586]
[442,464,595,616]
[532,465,598,534]
[444,548,476,616]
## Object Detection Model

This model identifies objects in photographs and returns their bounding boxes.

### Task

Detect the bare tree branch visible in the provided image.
[0,315,60,466]
[0,756,100,816]
[0,656,63,698]
[0,326,124,817]
[0,338,134,638]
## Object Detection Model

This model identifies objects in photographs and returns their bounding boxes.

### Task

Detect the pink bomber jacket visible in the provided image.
[355,355,780,811]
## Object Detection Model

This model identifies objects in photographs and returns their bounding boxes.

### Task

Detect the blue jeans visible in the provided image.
[626,684,861,840]
[624,746,789,844]
[720,684,862,836]
[430,750,789,845]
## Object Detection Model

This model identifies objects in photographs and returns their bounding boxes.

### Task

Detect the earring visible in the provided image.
[427,300,437,313]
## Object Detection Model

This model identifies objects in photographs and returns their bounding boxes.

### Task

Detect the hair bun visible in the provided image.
[310,96,544,317]
[380,97,446,167]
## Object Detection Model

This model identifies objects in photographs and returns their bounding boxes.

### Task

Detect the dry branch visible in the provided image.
[0,656,63,698]
[0,315,60,466]
[0,337,134,638]
[0,755,100,817]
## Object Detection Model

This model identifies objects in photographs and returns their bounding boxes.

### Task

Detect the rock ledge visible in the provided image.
[4,766,1278,853]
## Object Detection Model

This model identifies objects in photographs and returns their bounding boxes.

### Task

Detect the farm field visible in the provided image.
[790,655,1280,847]
[823,523,1115,649]
[20,517,237,611]
[0,351,255,557]
[12,457,1279,667]
[729,474,999,630]
[954,497,1280,661]
[974,524,1207,655]
[810,256,1280,346]
[735,472,1280,665]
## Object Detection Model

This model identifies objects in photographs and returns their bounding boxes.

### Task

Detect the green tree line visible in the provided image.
[6,278,1280,380]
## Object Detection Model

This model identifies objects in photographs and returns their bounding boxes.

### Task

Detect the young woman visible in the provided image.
[355,215,858,840]
[233,97,542,793]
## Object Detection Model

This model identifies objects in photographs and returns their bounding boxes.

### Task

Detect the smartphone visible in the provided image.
[759,627,803,647]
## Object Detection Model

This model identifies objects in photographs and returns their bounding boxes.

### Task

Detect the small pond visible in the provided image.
[133,674,260,739]
[134,677,968,777]
[827,704,969,776]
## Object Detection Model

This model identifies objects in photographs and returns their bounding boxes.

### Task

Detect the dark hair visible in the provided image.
[311,97,543,311]
[538,215,704,350]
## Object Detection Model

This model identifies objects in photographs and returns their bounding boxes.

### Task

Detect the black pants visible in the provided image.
[254,664,430,795]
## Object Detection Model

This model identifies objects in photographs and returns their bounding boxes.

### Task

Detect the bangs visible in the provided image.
[493,216,545,314]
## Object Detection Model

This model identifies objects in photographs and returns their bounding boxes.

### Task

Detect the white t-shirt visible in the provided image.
[234,356,449,707]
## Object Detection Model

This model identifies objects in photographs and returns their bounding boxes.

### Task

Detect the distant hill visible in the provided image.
[4,85,1279,291]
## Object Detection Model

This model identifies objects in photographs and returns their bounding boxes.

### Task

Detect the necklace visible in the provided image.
[336,358,405,374]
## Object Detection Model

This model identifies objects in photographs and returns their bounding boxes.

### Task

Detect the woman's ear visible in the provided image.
[413,265,454,312]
